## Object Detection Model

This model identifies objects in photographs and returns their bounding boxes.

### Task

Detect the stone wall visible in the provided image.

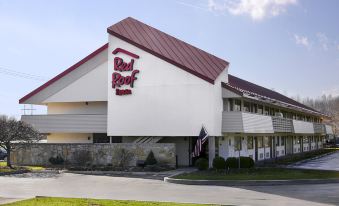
[10,143,176,167]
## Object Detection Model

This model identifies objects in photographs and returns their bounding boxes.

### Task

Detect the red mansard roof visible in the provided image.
[107,17,229,84]
[223,74,323,115]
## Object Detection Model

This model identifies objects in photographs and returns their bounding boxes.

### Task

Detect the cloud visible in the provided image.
[207,0,297,21]
[294,34,310,49]
[316,32,329,51]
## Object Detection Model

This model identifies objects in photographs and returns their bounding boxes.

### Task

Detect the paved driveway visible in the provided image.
[291,151,339,171]
[0,172,338,206]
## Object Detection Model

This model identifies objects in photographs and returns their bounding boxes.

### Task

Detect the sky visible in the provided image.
[0,0,338,118]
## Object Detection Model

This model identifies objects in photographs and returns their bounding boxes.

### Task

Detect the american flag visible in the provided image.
[192,126,209,158]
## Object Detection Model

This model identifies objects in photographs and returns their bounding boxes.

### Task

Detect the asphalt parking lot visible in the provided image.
[291,151,339,171]
[1,153,339,206]
[0,172,338,206]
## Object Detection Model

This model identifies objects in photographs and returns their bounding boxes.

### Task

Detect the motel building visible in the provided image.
[19,17,334,167]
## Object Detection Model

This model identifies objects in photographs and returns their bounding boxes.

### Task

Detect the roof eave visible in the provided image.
[19,43,109,104]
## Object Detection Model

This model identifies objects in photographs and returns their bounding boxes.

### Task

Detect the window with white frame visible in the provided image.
[235,136,242,151]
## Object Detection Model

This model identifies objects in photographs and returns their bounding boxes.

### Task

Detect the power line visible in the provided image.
[0,66,47,81]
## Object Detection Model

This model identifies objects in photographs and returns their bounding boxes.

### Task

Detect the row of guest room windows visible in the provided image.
[232,136,323,151]
[225,98,321,123]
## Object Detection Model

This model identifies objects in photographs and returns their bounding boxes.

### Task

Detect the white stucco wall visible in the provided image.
[47,133,93,143]
[47,102,107,115]
[107,35,228,136]
[44,61,108,103]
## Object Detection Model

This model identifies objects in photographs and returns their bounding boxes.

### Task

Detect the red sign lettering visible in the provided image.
[112,70,139,88]
[112,48,140,95]
[114,57,134,72]
[116,89,132,95]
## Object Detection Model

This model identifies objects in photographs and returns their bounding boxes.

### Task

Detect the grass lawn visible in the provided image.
[0,161,44,173]
[174,168,339,181]
[3,197,215,206]
[0,161,14,173]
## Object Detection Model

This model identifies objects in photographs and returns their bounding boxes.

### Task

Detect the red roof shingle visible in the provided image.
[107,17,229,84]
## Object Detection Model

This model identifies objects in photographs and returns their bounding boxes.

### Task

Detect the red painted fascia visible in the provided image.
[107,29,216,84]
[19,43,109,104]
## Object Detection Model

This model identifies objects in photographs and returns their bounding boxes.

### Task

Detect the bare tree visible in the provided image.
[0,116,42,168]
[299,95,339,135]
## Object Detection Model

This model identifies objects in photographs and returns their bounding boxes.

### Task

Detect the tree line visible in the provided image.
[296,95,339,135]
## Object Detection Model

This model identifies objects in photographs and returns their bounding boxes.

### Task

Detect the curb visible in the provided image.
[164,176,339,186]
[66,170,176,176]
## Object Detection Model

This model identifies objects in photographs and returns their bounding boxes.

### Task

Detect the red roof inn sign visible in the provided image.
[112,48,140,95]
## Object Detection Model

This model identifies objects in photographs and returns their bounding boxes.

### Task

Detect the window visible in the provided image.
[264,136,270,147]
[244,101,251,112]
[223,99,228,111]
[281,136,285,146]
[257,136,264,148]
[247,136,254,149]
[306,116,311,122]
[292,113,297,120]
[265,152,270,158]
[251,103,258,113]
[93,133,110,143]
[235,137,242,151]
[298,136,302,144]
[269,108,275,116]
[303,137,308,143]
[111,136,122,143]
[276,136,280,146]
[264,106,269,115]
[234,99,242,111]
[229,138,232,146]
[228,99,234,111]
[258,105,263,114]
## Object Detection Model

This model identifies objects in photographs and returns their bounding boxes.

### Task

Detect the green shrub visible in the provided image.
[225,157,238,169]
[48,155,64,165]
[239,156,254,168]
[145,151,157,165]
[225,156,254,169]
[212,156,226,170]
[195,158,209,170]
